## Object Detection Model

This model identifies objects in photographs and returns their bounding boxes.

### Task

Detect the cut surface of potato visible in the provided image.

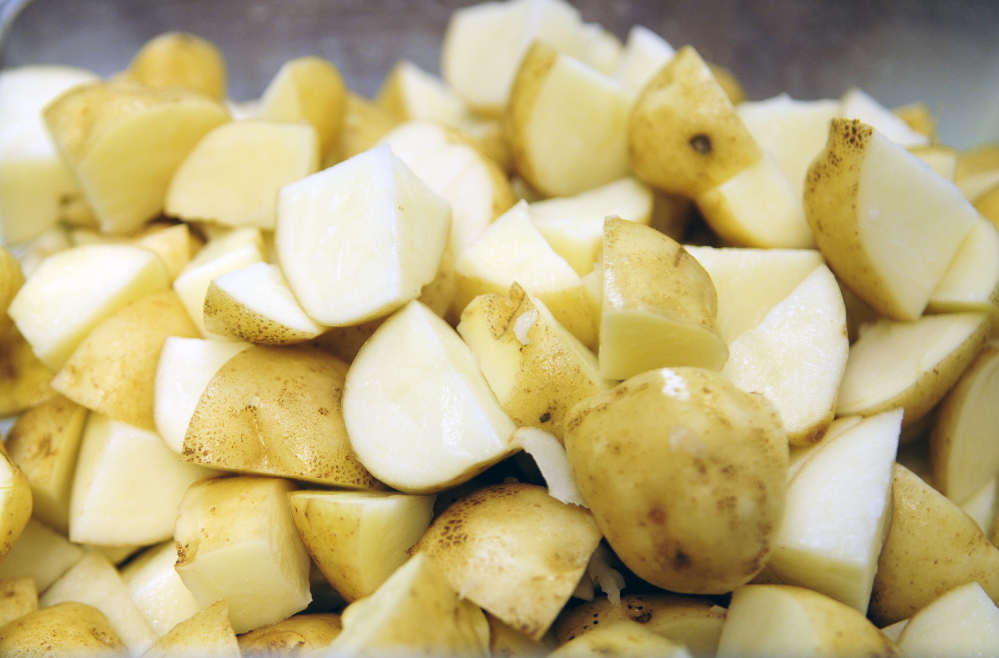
[43,81,230,235]
[0,576,37,629]
[276,143,450,327]
[550,620,692,658]
[612,24,675,98]
[166,119,319,229]
[414,483,601,640]
[343,300,517,493]
[927,216,999,316]
[805,118,979,321]
[8,243,169,371]
[288,490,434,602]
[0,519,84,593]
[896,581,999,658]
[0,451,31,562]
[121,542,202,638]
[258,56,346,158]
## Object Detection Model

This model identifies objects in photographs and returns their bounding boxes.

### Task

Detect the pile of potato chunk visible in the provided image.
[1,0,999,655]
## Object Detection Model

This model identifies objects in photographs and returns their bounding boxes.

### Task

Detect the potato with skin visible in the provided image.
[0,577,37,628]
[258,56,346,159]
[457,283,602,443]
[0,519,84,592]
[141,600,239,658]
[237,613,342,657]
[121,542,201,638]
[182,345,380,489]
[0,451,32,563]
[51,289,199,430]
[549,620,692,658]
[565,367,788,594]
[599,218,728,380]
[123,32,227,101]
[0,601,126,657]
[0,246,24,332]
[870,463,999,626]
[413,482,602,640]
[629,46,762,198]
[896,582,999,658]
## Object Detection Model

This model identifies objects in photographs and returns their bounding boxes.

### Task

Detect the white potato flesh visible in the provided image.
[276,143,450,326]
[343,301,517,493]
[378,61,471,127]
[68,413,217,546]
[8,244,169,370]
[928,216,999,315]
[0,519,84,592]
[441,0,588,115]
[721,265,848,445]
[897,582,999,657]
[153,336,251,453]
[121,542,202,638]
[529,176,654,276]
[612,25,675,98]
[0,66,97,245]
[767,409,901,613]
[40,551,158,655]
[840,87,930,148]
[960,477,999,533]
[165,119,320,229]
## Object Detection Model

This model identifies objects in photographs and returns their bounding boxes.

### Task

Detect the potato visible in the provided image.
[896,582,999,658]
[120,542,201,638]
[257,56,346,159]
[413,482,601,640]
[0,451,32,562]
[237,613,342,657]
[0,601,126,657]
[0,246,24,331]
[840,87,929,147]
[564,367,788,594]
[182,344,380,489]
[141,600,239,658]
[123,32,227,101]
[548,620,691,658]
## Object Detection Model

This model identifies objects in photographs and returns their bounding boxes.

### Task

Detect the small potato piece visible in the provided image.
[896,582,999,658]
[927,216,999,317]
[805,119,979,321]
[51,290,199,430]
[182,345,379,488]
[599,218,727,380]
[550,620,692,658]
[326,92,398,165]
[717,585,901,657]
[0,519,84,592]
[237,613,342,657]
[141,600,239,658]
[0,601,126,657]
[870,464,999,626]
[629,46,762,198]
[258,56,346,158]
[565,367,788,594]
[5,394,87,534]
[124,32,227,101]
[0,452,32,562]
[414,483,601,640]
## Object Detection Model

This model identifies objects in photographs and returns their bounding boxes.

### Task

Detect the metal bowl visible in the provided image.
[1,0,998,148]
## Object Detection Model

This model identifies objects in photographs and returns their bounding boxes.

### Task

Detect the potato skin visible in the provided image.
[0,601,126,656]
[565,367,788,594]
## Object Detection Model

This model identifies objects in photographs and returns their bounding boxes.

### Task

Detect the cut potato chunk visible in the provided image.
[840,87,930,148]
[414,483,601,640]
[0,519,84,593]
[276,144,450,327]
[909,143,958,180]
[327,552,488,657]
[961,477,999,533]
[0,602,125,656]
[68,413,217,546]
[121,542,201,638]
[4,395,87,534]
[153,336,250,453]
[870,464,999,626]
[550,620,692,658]
[721,264,848,446]
[203,262,324,345]
[837,312,990,431]
[529,176,654,276]
[508,40,630,197]
[51,290,199,430]
[457,283,602,443]
[611,25,675,98]
[183,345,380,489]
[174,476,312,634]
[288,490,434,602]
[237,614,342,657]
[9,243,169,371]
[930,342,999,503]
[123,32,227,101]
[927,216,999,316]
[43,81,230,234]
[440,0,590,116]
[258,56,346,158]
[0,577,37,629]
[0,66,97,245]
[716,584,901,657]
[767,409,900,612]
[455,200,595,348]
[0,451,31,562]
[599,218,727,380]
[805,118,979,320]
[142,601,239,658]
[166,119,319,229]
[377,60,471,127]
[629,46,762,198]
[896,582,999,658]
[343,301,517,493]
[0,325,55,417]
[40,551,158,655]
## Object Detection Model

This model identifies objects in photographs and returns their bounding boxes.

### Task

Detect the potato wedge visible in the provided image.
[123,32,227,101]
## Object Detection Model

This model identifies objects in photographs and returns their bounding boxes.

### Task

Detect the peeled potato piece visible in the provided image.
[896,582,999,658]
[0,519,84,593]
[123,32,227,101]
[598,218,727,380]
[141,600,239,658]
[840,87,929,148]
[376,60,471,127]
[203,262,324,345]
[611,25,675,98]
[414,483,601,640]
[550,620,691,658]
[237,614,343,657]
[0,577,37,629]
[927,216,999,317]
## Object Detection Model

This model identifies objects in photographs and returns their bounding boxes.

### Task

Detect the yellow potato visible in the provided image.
[0,601,126,657]
[565,367,788,594]
[141,600,239,658]
[0,325,54,419]
[124,32,227,101]
[237,613,343,657]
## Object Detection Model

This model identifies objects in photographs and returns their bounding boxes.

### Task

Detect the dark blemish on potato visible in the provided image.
[632,611,652,624]
[539,412,551,423]
[689,134,712,154]
[673,550,691,570]
[648,507,666,525]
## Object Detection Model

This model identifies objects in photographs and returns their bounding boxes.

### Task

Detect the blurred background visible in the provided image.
[1,0,997,148]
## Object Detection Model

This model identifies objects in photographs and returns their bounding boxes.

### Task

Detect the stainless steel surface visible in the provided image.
[0,0,998,147]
